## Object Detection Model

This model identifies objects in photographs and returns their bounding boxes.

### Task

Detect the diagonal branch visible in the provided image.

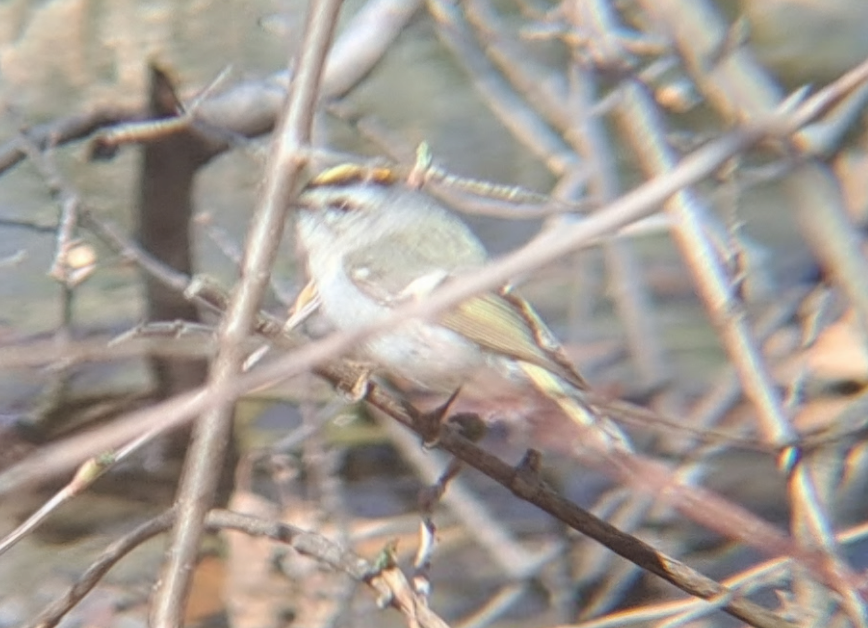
[149,2,344,626]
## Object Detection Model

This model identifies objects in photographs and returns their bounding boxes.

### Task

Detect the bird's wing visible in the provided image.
[439,288,589,390]
[343,239,587,390]
[342,231,480,305]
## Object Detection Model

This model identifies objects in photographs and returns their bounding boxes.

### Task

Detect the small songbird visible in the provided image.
[293,163,631,452]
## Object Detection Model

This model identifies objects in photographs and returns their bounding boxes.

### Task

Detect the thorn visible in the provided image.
[337,363,373,403]
[419,387,462,448]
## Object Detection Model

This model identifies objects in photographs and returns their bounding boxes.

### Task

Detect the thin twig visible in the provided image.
[575,518,868,628]
[426,0,576,176]
[634,2,868,622]
[26,508,453,628]
[149,2,344,626]
[0,106,141,175]
[25,510,176,628]
[551,12,676,610]
[380,441,796,628]
[376,413,551,579]
[0,420,168,557]
[0,0,417,177]
[616,80,796,446]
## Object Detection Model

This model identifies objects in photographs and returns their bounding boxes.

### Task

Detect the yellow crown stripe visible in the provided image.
[308,163,398,188]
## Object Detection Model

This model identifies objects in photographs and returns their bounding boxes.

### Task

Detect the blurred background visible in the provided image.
[1,1,868,626]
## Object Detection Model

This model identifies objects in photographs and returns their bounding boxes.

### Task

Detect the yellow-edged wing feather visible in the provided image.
[440,288,632,452]
[439,288,588,390]
[518,362,632,452]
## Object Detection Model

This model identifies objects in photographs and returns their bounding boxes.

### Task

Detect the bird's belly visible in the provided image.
[365,322,485,391]
[317,268,485,391]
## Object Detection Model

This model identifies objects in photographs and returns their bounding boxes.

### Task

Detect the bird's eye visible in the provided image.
[319,195,362,226]
[325,196,357,213]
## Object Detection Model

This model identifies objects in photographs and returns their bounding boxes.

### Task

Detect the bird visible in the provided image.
[292,163,632,453]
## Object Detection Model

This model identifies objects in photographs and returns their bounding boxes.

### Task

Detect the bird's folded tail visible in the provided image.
[518,362,634,453]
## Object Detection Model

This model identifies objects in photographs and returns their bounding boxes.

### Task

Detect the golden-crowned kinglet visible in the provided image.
[294,164,631,452]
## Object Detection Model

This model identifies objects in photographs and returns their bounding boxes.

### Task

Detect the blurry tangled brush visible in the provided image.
[2,1,868,627]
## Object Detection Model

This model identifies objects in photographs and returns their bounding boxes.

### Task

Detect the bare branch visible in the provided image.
[149,1,345,626]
